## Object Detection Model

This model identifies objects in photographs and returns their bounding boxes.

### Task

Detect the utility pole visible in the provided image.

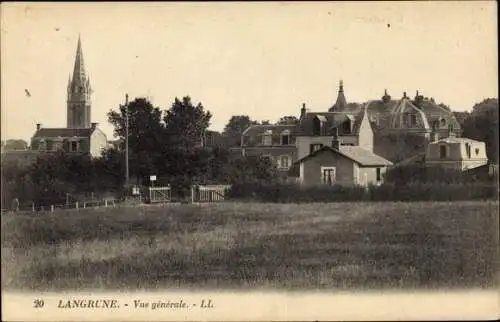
[125,93,129,187]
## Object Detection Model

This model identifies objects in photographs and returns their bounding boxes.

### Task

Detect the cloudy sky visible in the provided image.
[1,1,497,142]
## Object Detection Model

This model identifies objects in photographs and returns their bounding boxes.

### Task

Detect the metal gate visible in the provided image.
[191,185,231,203]
[149,186,172,203]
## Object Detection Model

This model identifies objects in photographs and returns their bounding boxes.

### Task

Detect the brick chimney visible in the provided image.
[332,127,340,150]
[36,123,41,131]
[91,122,98,130]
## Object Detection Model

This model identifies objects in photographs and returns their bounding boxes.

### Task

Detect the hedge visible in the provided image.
[226,181,498,203]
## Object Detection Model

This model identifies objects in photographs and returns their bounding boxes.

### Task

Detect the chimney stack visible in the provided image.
[332,127,340,150]
[91,122,98,130]
[36,123,41,131]
[300,103,306,119]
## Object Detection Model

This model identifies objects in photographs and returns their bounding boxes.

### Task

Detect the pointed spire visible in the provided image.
[72,35,86,84]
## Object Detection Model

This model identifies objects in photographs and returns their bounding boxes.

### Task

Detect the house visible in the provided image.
[425,128,488,170]
[30,122,108,158]
[397,126,488,171]
[295,133,393,186]
[239,123,298,171]
[366,90,461,162]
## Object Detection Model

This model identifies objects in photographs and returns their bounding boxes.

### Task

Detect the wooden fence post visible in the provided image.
[83,202,86,209]
[76,201,79,209]
[105,200,108,207]
[50,205,54,212]
[32,203,35,212]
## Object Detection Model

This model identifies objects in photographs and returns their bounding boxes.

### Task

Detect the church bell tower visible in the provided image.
[67,36,92,128]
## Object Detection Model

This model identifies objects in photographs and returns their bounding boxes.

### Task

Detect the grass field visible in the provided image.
[2,201,498,291]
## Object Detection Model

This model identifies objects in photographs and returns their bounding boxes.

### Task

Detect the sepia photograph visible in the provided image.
[1,1,499,321]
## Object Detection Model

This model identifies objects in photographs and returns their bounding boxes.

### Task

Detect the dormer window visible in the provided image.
[410,114,417,126]
[440,118,447,127]
[281,129,291,145]
[342,119,352,134]
[262,130,272,146]
[439,145,447,159]
[313,115,327,136]
[38,139,46,151]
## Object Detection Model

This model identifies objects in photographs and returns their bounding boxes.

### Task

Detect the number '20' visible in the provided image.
[33,299,44,308]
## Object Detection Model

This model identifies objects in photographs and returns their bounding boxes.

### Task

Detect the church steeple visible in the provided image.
[329,79,347,111]
[67,35,92,128]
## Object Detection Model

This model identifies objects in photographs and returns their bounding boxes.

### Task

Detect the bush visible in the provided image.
[227,181,498,203]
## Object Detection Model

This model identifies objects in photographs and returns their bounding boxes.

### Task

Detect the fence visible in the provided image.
[1,198,120,215]
[191,185,231,203]
[149,186,172,203]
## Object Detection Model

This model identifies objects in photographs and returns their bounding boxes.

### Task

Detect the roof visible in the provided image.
[431,137,485,145]
[242,124,298,137]
[297,145,393,167]
[33,127,95,138]
[298,105,365,136]
[366,96,461,131]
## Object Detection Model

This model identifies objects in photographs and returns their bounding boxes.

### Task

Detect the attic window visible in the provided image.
[281,130,291,145]
[475,148,479,156]
[440,118,447,127]
[342,120,351,134]
[262,130,272,146]
[439,145,447,159]
[410,114,417,126]
[70,141,78,152]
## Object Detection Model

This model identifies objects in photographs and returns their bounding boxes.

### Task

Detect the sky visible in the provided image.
[1,1,498,142]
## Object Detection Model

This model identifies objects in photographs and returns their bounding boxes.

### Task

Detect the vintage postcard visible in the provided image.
[1,1,499,321]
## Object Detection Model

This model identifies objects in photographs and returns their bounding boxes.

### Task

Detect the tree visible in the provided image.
[107,97,166,182]
[3,139,28,151]
[162,96,213,193]
[277,116,299,125]
[222,115,258,147]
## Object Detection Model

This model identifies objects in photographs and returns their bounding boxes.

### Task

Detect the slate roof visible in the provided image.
[298,105,365,136]
[242,124,298,137]
[33,128,95,138]
[297,145,393,167]
[366,96,461,131]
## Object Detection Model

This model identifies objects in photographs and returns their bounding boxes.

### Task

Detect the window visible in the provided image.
[321,167,336,185]
[279,155,291,169]
[475,148,479,156]
[46,141,53,151]
[310,144,323,154]
[439,145,447,159]
[38,139,46,151]
[262,130,272,146]
[440,118,447,127]
[342,120,351,134]
[465,143,471,159]
[281,130,291,145]
[376,168,381,182]
[410,114,417,126]
[312,118,321,136]
[71,141,78,152]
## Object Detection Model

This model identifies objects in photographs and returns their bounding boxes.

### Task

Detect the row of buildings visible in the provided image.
[2,36,489,187]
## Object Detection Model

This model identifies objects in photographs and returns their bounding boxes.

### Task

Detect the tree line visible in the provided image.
[1,96,284,208]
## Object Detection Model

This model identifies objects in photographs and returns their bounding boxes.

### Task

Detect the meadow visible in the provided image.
[2,201,498,291]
